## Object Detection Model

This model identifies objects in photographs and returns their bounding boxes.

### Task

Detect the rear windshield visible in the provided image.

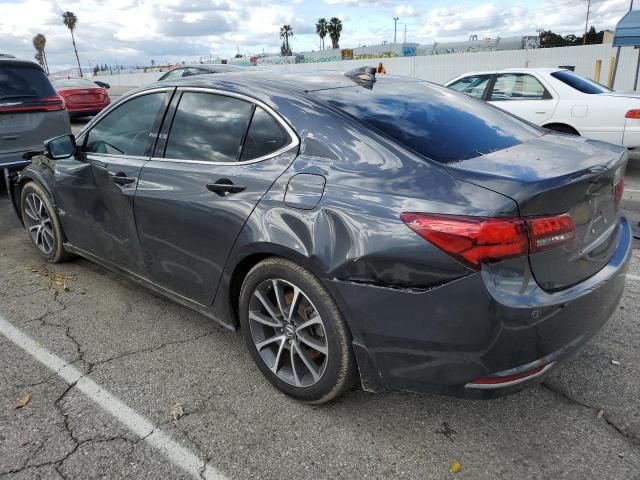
[550,70,611,94]
[51,78,97,88]
[0,64,56,100]
[311,80,542,164]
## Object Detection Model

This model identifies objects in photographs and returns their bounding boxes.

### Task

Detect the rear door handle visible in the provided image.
[110,171,136,186]
[206,179,246,196]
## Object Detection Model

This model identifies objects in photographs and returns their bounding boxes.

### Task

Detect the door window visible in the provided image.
[490,74,550,101]
[84,92,166,156]
[448,75,491,100]
[164,92,253,162]
[240,107,290,160]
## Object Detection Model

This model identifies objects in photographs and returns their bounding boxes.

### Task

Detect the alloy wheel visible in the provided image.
[24,192,55,255]
[248,278,329,387]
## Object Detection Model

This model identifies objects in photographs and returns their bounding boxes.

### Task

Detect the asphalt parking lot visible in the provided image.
[1,115,640,478]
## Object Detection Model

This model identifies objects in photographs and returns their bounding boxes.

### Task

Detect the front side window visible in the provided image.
[164,92,253,162]
[240,107,290,160]
[448,75,491,100]
[490,74,550,101]
[84,92,166,156]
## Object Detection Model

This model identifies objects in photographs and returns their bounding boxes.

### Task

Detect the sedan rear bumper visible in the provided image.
[326,217,632,398]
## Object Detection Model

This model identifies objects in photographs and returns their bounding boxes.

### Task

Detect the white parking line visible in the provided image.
[628,274,640,282]
[0,314,226,480]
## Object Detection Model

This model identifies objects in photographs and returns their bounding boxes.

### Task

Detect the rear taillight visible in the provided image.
[39,96,65,111]
[526,214,576,253]
[401,212,577,270]
[400,213,528,269]
[614,178,624,204]
[0,95,65,113]
[625,109,640,119]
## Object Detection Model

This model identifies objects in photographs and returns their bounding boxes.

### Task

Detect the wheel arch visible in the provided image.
[215,243,328,330]
[542,122,581,136]
[7,165,56,226]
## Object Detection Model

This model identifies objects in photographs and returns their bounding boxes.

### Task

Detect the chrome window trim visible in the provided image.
[151,86,300,166]
[75,87,175,145]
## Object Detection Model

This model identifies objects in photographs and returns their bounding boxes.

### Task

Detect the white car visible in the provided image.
[445,68,640,150]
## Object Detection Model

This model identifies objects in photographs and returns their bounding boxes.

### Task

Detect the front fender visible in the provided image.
[6,160,57,227]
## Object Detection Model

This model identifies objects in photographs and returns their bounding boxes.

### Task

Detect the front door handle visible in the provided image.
[206,179,246,196]
[110,171,136,186]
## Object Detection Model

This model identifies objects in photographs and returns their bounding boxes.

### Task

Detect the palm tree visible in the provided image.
[279,25,293,56]
[316,18,328,50]
[32,34,49,74]
[328,17,343,49]
[62,11,83,77]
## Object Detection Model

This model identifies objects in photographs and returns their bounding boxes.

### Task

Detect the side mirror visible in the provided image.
[45,134,76,160]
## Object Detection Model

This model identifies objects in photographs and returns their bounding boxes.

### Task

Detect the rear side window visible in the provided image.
[489,74,550,101]
[312,80,542,164]
[448,75,491,100]
[550,70,611,94]
[164,92,253,162]
[0,64,55,100]
[159,69,185,81]
[240,107,289,160]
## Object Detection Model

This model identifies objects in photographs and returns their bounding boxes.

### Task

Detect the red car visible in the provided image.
[51,77,110,118]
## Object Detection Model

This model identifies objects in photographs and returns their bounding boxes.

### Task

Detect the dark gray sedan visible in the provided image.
[7,69,631,403]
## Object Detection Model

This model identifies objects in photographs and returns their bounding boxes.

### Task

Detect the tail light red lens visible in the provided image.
[401,212,577,270]
[0,95,65,113]
[526,214,576,253]
[400,213,528,270]
[625,109,640,119]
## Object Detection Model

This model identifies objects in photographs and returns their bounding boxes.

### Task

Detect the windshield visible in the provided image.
[550,70,612,94]
[311,79,542,164]
[52,78,97,88]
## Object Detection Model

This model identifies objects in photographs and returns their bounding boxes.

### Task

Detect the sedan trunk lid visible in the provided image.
[446,133,627,291]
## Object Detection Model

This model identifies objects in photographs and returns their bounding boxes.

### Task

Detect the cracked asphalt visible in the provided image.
[1,155,639,479]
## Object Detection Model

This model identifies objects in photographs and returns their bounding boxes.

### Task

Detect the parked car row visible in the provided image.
[5,66,631,403]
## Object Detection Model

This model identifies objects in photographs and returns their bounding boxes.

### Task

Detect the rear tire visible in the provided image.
[239,257,357,403]
[20,182,73,263]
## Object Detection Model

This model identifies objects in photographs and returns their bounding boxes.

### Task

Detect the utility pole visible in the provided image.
[393,17,399,44]
[583,0,591,45]
[404,24,407,43]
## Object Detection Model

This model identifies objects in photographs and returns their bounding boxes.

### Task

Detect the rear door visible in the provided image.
[54,89,172,273]
[134,89,299,305]
[487,73,558,124]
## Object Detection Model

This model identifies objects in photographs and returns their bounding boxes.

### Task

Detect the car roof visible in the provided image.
[0,57,43,70]
[452,67,562,77]
[152,69,425,95]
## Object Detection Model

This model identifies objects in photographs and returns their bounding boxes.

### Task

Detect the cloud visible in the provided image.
[0,0,630,71]
[395,4,419,17]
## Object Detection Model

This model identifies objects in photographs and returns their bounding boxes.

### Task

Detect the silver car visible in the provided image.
[0,57,71,171]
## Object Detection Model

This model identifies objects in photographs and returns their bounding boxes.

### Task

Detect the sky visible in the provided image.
[0,0,633,71]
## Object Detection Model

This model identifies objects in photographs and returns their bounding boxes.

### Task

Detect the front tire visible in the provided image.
[239,258,357,403]
[20,182,73,263]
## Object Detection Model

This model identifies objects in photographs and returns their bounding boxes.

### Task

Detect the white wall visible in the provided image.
[98,44,639,91]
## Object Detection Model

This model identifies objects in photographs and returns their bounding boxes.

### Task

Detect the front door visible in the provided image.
[134,90,298,305]
[487,73,558,124]
[54,89,171,273]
